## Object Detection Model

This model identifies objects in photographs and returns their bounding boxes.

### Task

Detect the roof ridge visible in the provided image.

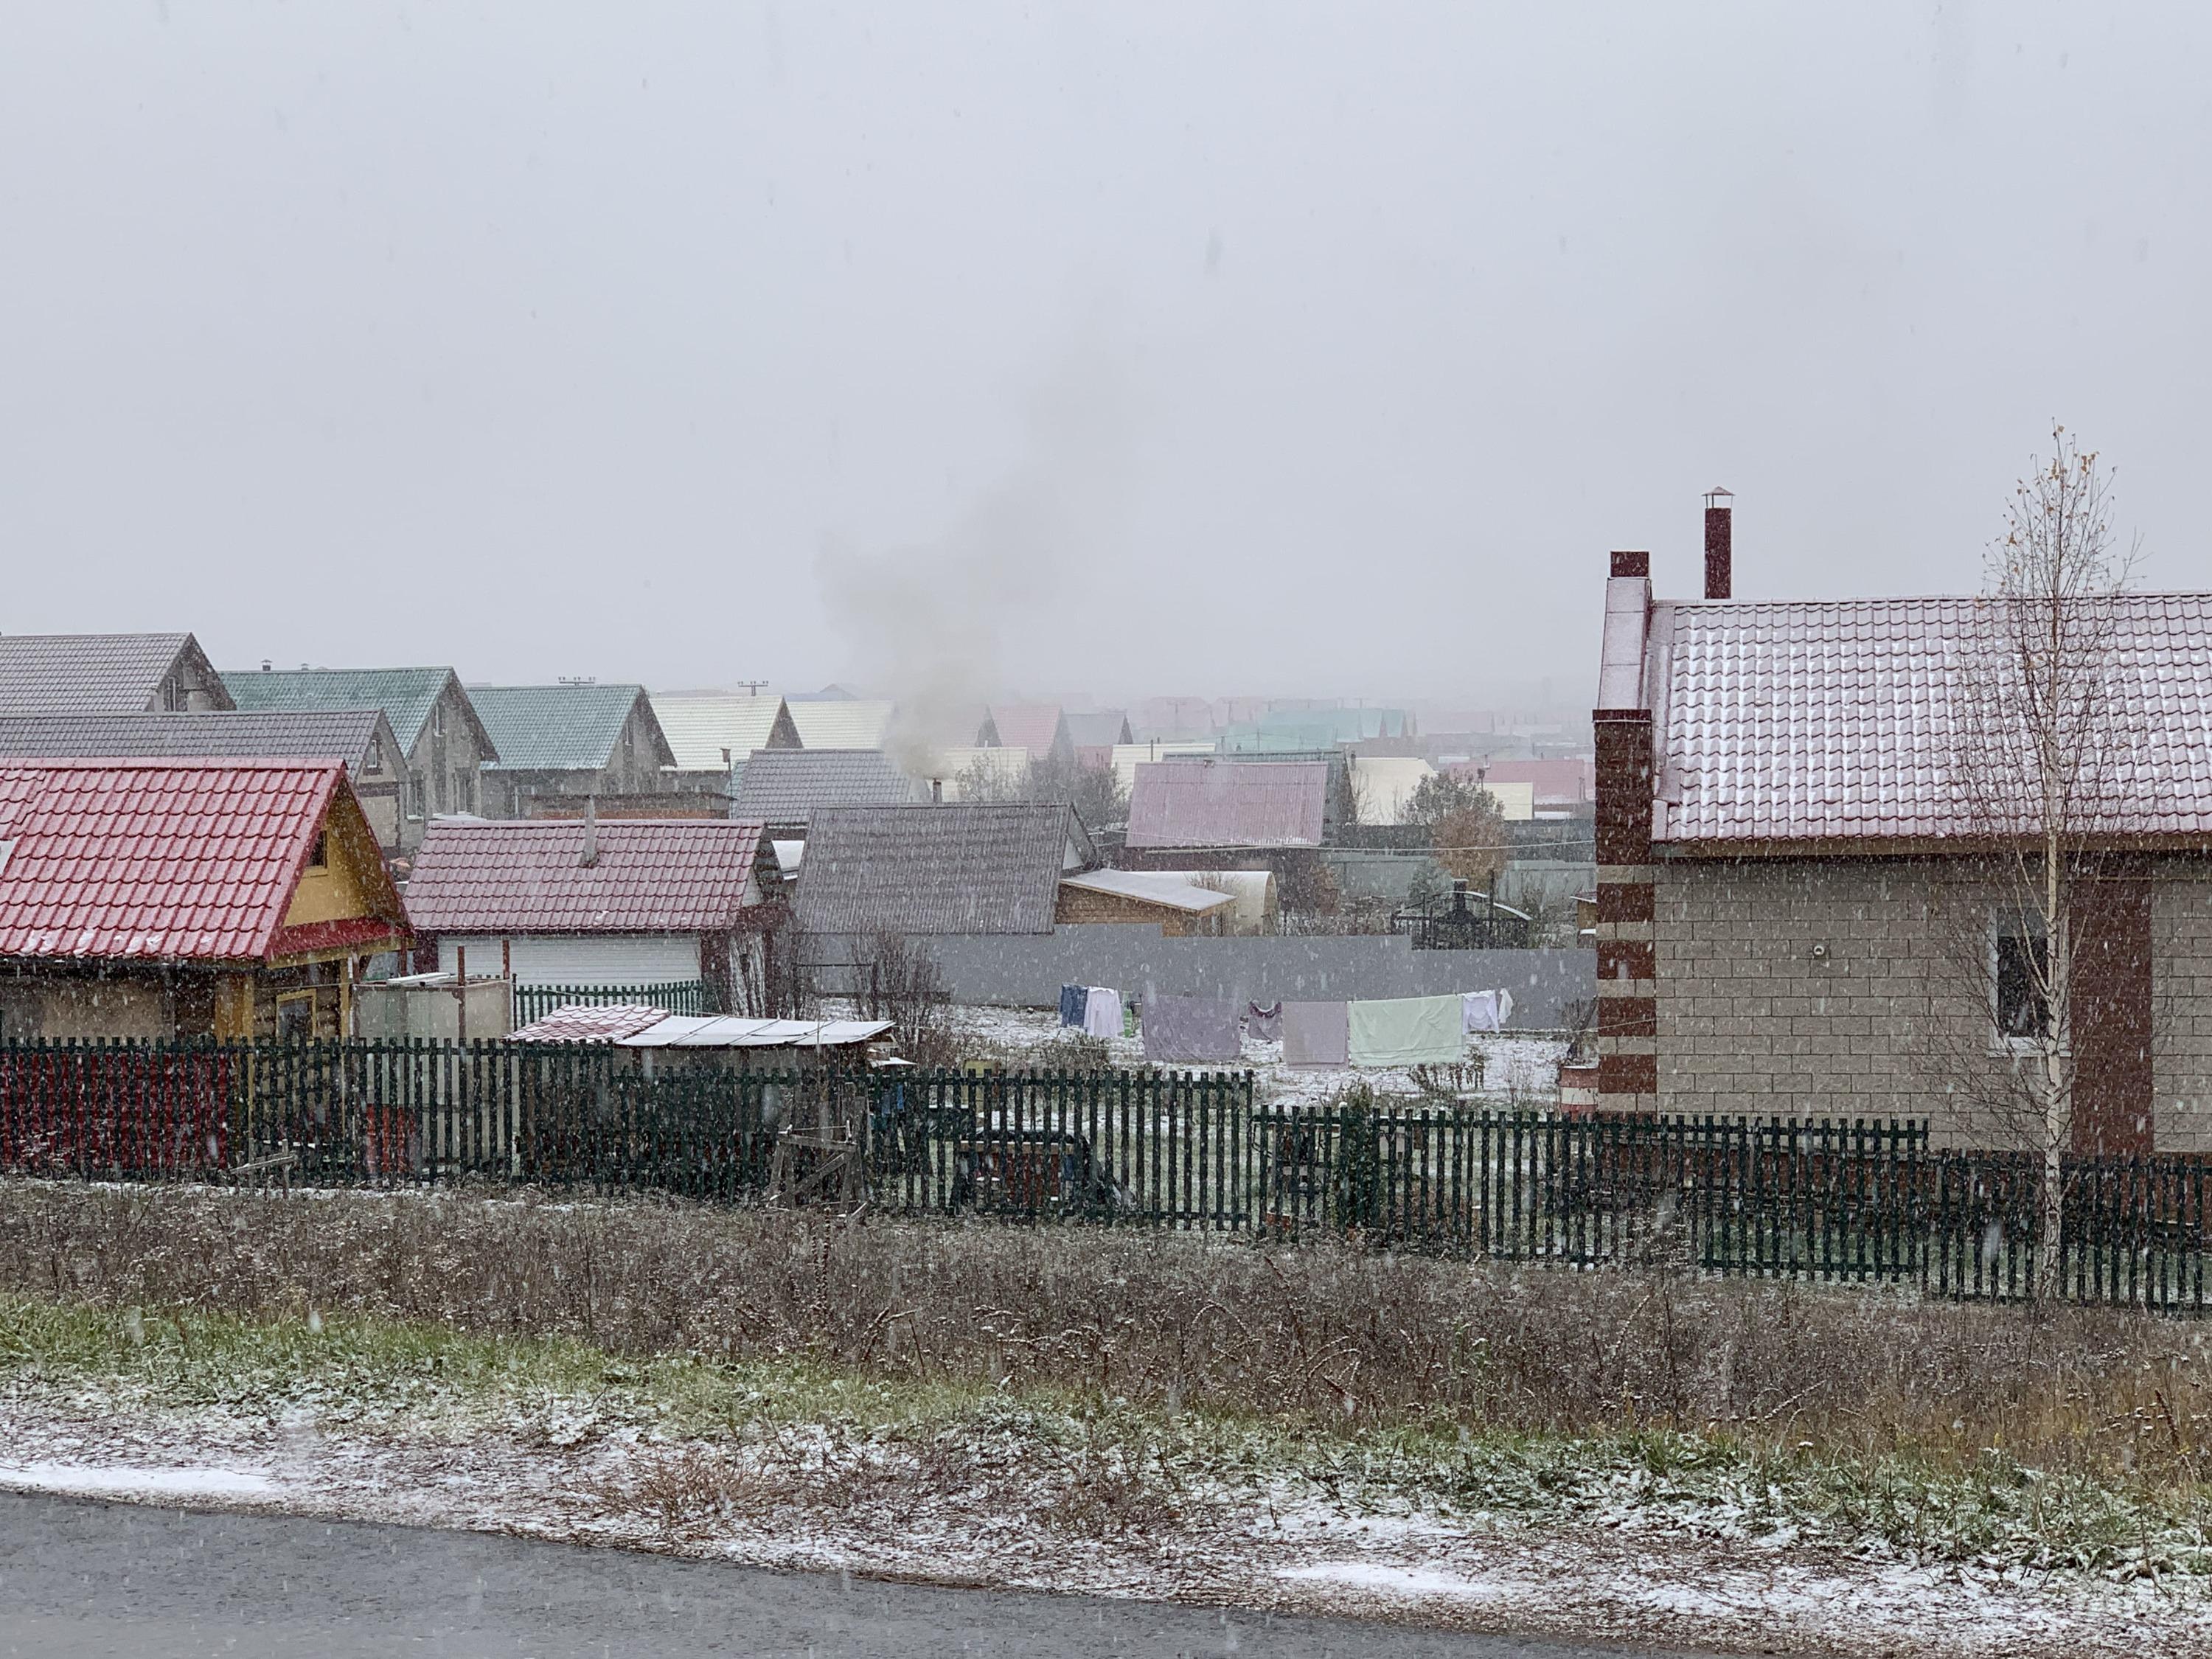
[1671,588,2212,608]
[0,756,343,771]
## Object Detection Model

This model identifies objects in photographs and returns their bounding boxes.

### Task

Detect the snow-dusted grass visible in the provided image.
[1,1290,2208,1655]
[7,1182,2212,1653]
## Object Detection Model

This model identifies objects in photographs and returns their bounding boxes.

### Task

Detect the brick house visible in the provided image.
[1591,498,2212,1152]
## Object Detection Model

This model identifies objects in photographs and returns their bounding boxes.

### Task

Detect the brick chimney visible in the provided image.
[1593,551,1657,1115]
[1703,487,1733,599]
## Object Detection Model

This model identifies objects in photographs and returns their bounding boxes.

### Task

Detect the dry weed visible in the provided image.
[0,1182,2206,1490]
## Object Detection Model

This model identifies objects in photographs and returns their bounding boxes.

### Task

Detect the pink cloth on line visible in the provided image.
[1281,1001,1349,1068]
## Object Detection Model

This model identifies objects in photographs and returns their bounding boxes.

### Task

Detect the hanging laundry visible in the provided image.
[1246,1001,1284,1040]
[1461,989,1514,1033]
[1141,995,1244,1062]
[1348,995,1465,1066]
[1060,984,1090,1028]
[1281,1001,1349,1068]
[1081,987,1124,1041]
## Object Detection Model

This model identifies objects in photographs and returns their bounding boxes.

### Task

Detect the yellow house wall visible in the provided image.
[282,794,389,928]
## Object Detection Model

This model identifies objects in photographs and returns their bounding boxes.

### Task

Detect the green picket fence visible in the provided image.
[509,981,716,1026]
[2,1037,2209,1310]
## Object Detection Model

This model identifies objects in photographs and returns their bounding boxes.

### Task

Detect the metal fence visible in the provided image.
[1,1037,2208,1310]
[509,981,716,1026]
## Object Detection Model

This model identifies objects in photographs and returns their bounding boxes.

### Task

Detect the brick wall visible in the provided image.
[1655,856,2212,1152]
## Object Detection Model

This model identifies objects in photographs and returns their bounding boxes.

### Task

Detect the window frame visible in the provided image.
[1989,914,2064,1055]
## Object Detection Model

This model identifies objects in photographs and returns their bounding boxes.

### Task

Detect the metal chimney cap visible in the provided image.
[1704,486,1735,508]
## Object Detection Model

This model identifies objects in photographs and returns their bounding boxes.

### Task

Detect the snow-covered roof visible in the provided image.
[1059,868,1237,915]
[507,1004,892,1047]
[1637,591,2212,846]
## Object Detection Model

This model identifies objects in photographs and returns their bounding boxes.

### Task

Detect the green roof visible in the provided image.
[221,667,472,756]
[468,683,661,773]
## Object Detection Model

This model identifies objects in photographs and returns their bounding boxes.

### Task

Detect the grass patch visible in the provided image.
[3,1284,2208,1576]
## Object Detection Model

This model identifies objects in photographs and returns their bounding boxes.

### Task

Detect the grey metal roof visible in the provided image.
[793,803,1094,936]
[223,666,483,757]
[0,709,396,772]
[1064,710,1133,748]
[0,633,223,716]
[468,684,672,773]
[730,748,921,825]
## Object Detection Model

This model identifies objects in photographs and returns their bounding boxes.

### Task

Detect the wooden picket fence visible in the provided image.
[1,1038,2206,1310]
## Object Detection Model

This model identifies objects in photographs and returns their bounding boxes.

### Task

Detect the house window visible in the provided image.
[453,769,475,813]
[366,737,384,774]
[275,990,316,1041]
[307,830,328,869]
[407,772,426,820]
[1995,929,2051,1043]
[431,702,445,737]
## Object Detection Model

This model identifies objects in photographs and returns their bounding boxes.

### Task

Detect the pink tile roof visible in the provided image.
[1125,759,1329,849]
[985,703,1065,754]
[403,818,769,933]
[1649,594,2212,846]
[0,758,367,961]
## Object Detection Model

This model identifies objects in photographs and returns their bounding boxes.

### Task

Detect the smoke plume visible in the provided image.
[814,338,1135,776]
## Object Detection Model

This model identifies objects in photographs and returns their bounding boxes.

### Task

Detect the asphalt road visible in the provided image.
[0,1491,1708,1659]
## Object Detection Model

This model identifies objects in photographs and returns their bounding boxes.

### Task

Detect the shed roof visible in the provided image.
[403,818,770,933]
[1638,592,2212,846]
[788,700,896,749]
[1059,868,1237,916]
[506,1005,892,1047]
[1125,759,1329,849]
[469,684,672,773]
[0,758,402,962]
[793,802,1095,936]
[0,709,396,773]
[222,666,489,759]
[729,748,921,824]
[651,692,796,771]
[0,633,229,717]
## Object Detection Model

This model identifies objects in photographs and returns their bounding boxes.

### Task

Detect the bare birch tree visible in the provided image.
[1939,425,2139,1290]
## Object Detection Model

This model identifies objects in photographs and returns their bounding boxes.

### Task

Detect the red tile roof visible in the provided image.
[403,818,770,934]
[1644,594,2212,846]
[0,758,386,962]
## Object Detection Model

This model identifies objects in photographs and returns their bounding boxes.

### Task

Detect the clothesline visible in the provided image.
[1065,984,1519,1068]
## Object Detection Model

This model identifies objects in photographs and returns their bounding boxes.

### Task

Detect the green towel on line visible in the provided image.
[1346,995,1465,1067]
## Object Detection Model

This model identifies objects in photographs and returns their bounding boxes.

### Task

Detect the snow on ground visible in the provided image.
[0,1460,276,1499]
[911,1000,1571,1109]
[0,1388,2202,1659]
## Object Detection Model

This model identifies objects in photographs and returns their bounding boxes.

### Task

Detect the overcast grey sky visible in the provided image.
[2,3,2206,706]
